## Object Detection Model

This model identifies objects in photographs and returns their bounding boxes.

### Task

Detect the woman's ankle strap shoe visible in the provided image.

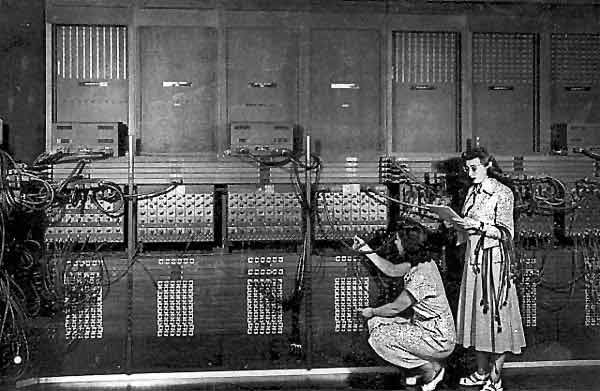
[459,371,490,386]
[480,378,503,391]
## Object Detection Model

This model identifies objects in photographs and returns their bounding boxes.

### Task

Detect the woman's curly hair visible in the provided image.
[372,223,434,267]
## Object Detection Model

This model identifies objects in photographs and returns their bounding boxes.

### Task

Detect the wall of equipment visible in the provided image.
[27,0,600,378]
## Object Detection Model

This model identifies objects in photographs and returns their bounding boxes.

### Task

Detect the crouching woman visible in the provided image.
[353,227,456,391]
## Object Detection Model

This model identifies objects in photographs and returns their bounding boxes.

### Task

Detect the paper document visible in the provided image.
[424,204,463,222]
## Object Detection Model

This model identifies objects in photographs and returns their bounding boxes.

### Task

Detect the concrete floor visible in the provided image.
[4,365,598,391]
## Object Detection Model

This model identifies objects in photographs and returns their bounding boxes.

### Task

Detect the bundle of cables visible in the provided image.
[0,149,128,380]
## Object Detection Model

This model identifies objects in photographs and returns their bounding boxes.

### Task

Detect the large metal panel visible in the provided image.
[551,33,600,124]
[310,29,382,160]
[472,32,538,154]
[34,253,128,376]
[54,25,128,123]
[310,254,379,367]
[392,31,460,153]
[0,0,45,162]
[227,28,298,123]
[514,248,600,362]
[130,250,305,371]
[139,26,217,154]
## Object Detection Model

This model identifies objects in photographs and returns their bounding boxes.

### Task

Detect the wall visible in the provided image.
[0,0,45,162]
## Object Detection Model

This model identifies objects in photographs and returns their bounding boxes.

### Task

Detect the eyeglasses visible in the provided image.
[464,164,484,172]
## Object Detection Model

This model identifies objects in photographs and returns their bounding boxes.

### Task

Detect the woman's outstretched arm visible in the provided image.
[353,236,410,277]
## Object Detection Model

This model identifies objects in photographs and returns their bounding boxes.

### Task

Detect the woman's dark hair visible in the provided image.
[375,225,432,267]
[399,225,433,267]
[461,146,514,191]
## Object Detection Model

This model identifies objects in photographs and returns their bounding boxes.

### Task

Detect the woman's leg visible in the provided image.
[420,360,442,382]
[420,360,446,391]
[490,353,506,382]
[476,350,490,374]
[459,350,490,386]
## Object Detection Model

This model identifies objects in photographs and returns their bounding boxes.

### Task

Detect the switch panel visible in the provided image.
[156,280,194,337]
[584,255,600,327]
[518,257,538,328]
[64,258,104,340]
[334,277,369,332]
[246,255,284,335]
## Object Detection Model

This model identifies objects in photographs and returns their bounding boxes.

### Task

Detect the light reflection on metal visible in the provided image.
[330,83,359,89]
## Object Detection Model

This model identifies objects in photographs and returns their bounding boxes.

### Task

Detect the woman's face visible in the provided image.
[465,157,490,183]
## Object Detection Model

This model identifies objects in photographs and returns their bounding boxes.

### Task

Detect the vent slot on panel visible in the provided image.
[55,25,128,81]
[393,31,458,84]
[473,33,535,84]
[552,33,600,85]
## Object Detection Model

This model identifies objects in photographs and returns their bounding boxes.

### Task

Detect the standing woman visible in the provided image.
[451,147,525,391]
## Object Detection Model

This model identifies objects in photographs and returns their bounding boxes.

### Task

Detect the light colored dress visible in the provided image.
[367,260,456,369]
[456,177,526,354]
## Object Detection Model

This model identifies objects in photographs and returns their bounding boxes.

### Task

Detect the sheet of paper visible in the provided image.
[424,204,463,222]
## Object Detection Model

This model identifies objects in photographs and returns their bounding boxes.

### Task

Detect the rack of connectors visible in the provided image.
[393,179,452,231]
[378,155,451,190]
[45,194,124,244]
[379,156,411,185]
[137,184,214,244]
[315,185,388,241]
[226,185,302,243]
[566,178,600,237]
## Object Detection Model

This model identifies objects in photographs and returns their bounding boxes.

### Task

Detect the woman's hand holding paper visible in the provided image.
[451,216,479,231]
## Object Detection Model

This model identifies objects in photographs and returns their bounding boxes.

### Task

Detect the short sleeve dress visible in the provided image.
[367,260,456,369]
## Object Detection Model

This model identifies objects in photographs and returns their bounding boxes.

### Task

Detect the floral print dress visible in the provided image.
[367,260,456,368]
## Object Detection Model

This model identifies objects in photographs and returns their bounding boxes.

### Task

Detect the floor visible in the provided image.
[2,366,597,391]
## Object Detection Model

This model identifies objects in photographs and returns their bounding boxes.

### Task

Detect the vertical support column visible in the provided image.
[304,135,312,368]
[461,30,472,153]
[384,14,393,155]
[538,32,551,154]
[216,6,226,155]
[45,23,53,152]
[126,11,137,374]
